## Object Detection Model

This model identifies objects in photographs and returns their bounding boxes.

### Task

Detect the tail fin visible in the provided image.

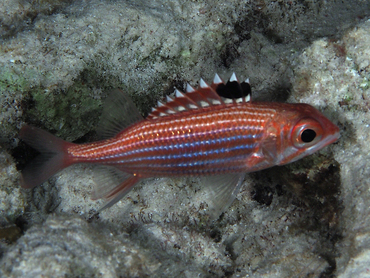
[19,125,75,189]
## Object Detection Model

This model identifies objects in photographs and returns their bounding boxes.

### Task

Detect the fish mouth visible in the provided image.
[322,131,341,147]
[301,130,341,159]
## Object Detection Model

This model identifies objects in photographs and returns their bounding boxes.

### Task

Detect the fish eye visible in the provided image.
[292,118,323,148]
[301,129,316,143]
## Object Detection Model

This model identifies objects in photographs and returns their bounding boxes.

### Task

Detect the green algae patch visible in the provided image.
[0,69,29,93]
[27,82,102,141]
[0,69,30,144]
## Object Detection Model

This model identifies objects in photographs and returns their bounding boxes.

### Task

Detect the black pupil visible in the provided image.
[301,129,316,143]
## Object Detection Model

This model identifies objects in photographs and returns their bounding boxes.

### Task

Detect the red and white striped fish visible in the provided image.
[20,73,340,215]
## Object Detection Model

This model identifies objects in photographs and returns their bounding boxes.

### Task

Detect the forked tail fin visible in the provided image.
[19,125,75,189]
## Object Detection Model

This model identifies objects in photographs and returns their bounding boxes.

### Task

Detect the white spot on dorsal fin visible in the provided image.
[200,78,209,88]
[213,73,223,84]
[230,72,238,82]
[157,100,165,107]
[223,98,233,104]
[175,89,185,98]
[186,83,195,93]
[211,99,222,105]
[200,100,210,107]
[166,95,173,102]
[189,103,198,109]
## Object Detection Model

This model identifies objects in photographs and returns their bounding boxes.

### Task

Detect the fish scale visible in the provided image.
[19,73,340,213]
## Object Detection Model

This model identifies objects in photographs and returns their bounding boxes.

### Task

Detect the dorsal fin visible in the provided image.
[147,73,252,120]
[96,89,143,139]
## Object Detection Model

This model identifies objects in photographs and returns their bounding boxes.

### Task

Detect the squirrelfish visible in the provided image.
[20,73,340,215]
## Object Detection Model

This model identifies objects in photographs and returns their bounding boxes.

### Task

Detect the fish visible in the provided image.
[19,73,340,216]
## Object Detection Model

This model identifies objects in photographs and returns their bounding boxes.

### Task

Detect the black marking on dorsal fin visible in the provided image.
[147,73,252,120]
[214,72,252,103]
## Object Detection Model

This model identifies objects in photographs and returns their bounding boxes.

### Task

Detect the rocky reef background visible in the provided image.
[1,0,370,277]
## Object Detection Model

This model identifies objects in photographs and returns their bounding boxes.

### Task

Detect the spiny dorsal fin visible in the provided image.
[147,73,251,120]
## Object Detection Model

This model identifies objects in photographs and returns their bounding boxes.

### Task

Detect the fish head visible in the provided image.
[273,103,340,165]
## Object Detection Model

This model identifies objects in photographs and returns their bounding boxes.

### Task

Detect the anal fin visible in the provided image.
[92,166,141,211]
